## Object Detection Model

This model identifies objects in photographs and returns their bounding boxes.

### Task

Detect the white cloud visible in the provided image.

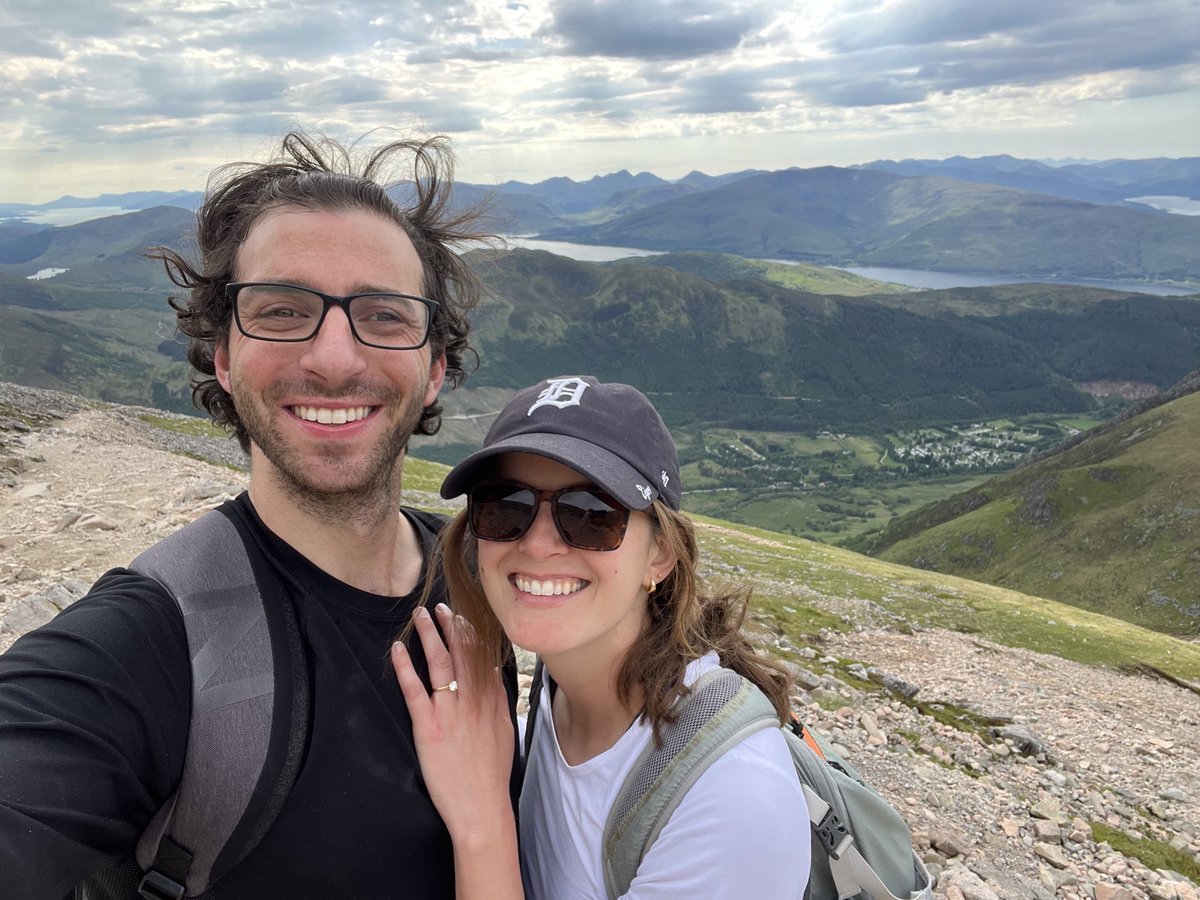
[0,0,1196,200]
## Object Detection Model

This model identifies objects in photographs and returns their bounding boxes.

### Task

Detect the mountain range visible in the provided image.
[857,155,1200,206]
[4,154,1198,284]
[0,205,1197,437]
[533,166,1200,281]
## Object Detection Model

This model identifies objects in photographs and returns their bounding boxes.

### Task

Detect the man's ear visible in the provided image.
[424,352,447,407]
[214,341,232,393]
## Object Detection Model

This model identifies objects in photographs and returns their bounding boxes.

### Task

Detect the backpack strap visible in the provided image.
[798,783,925,900]
[787,715,932,900]
[601,668,778,899]
[524,657,545,762]
[791,714,829,761]
[129,506,310,899]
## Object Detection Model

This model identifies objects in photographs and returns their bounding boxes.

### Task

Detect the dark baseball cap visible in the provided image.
[440,375,681,511]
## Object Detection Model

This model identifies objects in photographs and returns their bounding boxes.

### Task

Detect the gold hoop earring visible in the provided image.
[644,578,657,594]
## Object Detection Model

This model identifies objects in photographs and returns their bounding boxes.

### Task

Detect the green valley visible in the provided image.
[856,381,1200,637]
[672,414,1107,543]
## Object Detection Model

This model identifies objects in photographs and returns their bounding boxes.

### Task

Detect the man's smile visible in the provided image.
[290,404,374,425]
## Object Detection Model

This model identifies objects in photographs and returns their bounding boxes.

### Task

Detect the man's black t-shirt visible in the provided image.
[0,493,494,899]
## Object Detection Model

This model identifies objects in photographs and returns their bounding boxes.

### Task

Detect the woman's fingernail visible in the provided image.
[437,602,451,615]
[415,606,430,619]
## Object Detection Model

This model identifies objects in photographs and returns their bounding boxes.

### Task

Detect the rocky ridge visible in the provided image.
[0,382,1196,899]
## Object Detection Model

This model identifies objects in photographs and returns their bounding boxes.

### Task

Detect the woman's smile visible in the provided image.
[512,574,590,597]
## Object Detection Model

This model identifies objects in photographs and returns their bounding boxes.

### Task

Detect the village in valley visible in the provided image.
[885,420,1072,473]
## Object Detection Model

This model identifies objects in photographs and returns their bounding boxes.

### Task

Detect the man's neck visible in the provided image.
[247,474,424,598]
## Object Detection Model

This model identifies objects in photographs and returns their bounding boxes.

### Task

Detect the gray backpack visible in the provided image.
[77,507,311,900]
[527,662,933,900]
[74,503,449,899]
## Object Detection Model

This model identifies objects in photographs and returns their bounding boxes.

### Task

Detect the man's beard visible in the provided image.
[232,374,428,526]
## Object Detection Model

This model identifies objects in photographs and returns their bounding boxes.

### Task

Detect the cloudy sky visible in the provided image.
[2,0,1198,203]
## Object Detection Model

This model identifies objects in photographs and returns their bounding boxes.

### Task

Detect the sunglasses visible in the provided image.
[467,480,631,551]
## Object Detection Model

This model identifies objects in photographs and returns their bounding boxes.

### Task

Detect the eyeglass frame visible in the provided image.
[466,479,633,551]
[225,281,440,350]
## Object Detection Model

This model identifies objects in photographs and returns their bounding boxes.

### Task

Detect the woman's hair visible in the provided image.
[144,129,492,451]
[434,497,794,739]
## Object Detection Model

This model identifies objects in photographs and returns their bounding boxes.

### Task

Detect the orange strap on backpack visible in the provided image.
[789,713,826,760]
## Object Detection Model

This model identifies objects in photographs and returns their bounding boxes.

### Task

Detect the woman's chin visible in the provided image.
[503,619,575,659]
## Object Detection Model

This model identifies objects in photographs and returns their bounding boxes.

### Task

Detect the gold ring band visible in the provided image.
[433,680,458,693]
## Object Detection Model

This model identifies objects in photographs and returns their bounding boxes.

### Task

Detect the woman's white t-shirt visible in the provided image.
[519,653,810,899]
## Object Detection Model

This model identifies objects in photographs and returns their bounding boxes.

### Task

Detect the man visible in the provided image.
[0,132,510,898]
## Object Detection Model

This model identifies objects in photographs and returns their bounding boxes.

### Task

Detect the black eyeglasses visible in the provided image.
[467,480,631,552]
[226,282,439,350]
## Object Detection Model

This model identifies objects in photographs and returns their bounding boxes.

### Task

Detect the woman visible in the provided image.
[392,375,810,898]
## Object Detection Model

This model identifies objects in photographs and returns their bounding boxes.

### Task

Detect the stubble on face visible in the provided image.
[231,372,428,528]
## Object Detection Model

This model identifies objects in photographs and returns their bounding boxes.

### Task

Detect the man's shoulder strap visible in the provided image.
[128,506,310,899]
[601,668,777,900]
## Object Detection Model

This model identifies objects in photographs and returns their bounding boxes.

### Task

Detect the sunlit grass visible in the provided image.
[1090,822,1200,883]
[137,412,226,439]
[691,516,1200,683]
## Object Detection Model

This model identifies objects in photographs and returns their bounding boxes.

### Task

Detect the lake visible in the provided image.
[1125,195,1200,216]
[26,268,69,281]
[504,236,664,261]
[0,206,133,227]
[508,238,1196,297]
[836,266,1197,297]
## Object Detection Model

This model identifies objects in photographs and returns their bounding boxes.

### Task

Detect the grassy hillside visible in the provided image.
[856,387,1200,637]
[859,282,1190,317]
[0,206,192,271]
[861,188,1200,282]
[0,272,58,308]
[400,453,1200,685]
[541,167,1200,284]
[617,250,911,296]
[462,250,1199,434]
[0,305,192,411]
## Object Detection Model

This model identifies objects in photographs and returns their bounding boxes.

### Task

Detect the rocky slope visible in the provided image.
[0,382,1196,899]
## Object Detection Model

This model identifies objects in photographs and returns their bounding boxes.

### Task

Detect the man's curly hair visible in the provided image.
[147,130,490,452]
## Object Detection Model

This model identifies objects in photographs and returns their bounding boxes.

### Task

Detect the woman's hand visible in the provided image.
[391,603,520,892]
